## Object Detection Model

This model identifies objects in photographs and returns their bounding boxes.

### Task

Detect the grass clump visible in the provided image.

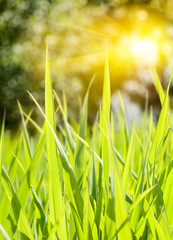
[0,45,173,240]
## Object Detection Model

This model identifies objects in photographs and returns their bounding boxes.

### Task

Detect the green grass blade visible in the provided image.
[118,91,128,159]
[130,136,151,232]
[0,140,22,229]
[163,164,173,214]
[27,167,47,224]
[54,91,75,154]
[28,91,84,221]
[148,80,170,166]
[45,43,67,239]
[103,46,111,118]
[74,88,88,187]
[31,185,48,238]
[129,185,156,212]
[0,224,12,240]
[1,166,34,240]
[98,122,137,179]
[122,128,134,195]
[7,139,22,183]
[83,182,89,240]
[17,134,45,205]
[151,68,165,105]
[28,46,84,235]
[0,113,5,183]
[48,202,69,240]
[74,75,94,187]
[90,156,97,202]
[144,199,167,240]
[22,110,44,134]
[18,101,32,167]
[100,46,111,200]
[63,91,67,118]
[106,117,132,240]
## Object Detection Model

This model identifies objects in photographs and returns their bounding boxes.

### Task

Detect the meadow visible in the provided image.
[0,45,173,239]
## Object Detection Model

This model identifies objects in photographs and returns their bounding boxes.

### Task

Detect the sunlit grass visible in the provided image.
[1,46,173,239]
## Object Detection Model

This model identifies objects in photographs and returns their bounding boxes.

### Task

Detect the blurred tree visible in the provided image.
[0,0,52,126]
[0,0,34,124]
[87,0,109,4]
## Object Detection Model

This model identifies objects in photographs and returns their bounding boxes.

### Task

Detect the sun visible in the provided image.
[130,38,158,66]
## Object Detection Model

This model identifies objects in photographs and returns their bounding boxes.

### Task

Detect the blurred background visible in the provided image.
[1,0,173,131]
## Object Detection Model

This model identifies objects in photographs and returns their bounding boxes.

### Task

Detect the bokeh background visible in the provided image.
[1,0,173,131]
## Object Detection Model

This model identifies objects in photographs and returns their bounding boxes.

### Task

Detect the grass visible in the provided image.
[0,45,173,239]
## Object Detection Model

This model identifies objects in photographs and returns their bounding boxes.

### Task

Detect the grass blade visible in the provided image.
[17,134,45,205]
[0,224,12,240]
[107,123,132,240]
[31,185,48,238]
[100,45,111,201]
[44,43,67,239]
[151,68,165,105]
[1,166,34,240]
[122,128,134,195]
[0,113,5,183]
[148,79,170,166]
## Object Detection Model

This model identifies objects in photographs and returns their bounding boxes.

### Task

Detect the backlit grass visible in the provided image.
[0,45,173,239]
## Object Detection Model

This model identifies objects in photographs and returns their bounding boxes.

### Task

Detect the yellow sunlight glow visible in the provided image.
[130,38,158,65]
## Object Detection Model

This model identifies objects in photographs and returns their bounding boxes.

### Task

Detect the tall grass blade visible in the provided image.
[28,47,84,238]
[18,101,32,167]
[1,166,34,239]
[100,45,111,201]
[129,185,156,212]
[0,138,23,231]
[118,91,128,159]
[45,43,67,239]
[54,91,75,154]
[130,136,151,232]
[151,68,165,105]
[0,114,5,183]
[74,90,88,187]
[144,199,167,240]
[28,91,84,222]
[31,185,48,238]
[90,156,97,202]
[0,224,12,240]
[74,75,94,187]
[106,121,132,240]
[83,182,89,240]
[122,128,134,195]
[17,134,45,205]
[148,79,170,166]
